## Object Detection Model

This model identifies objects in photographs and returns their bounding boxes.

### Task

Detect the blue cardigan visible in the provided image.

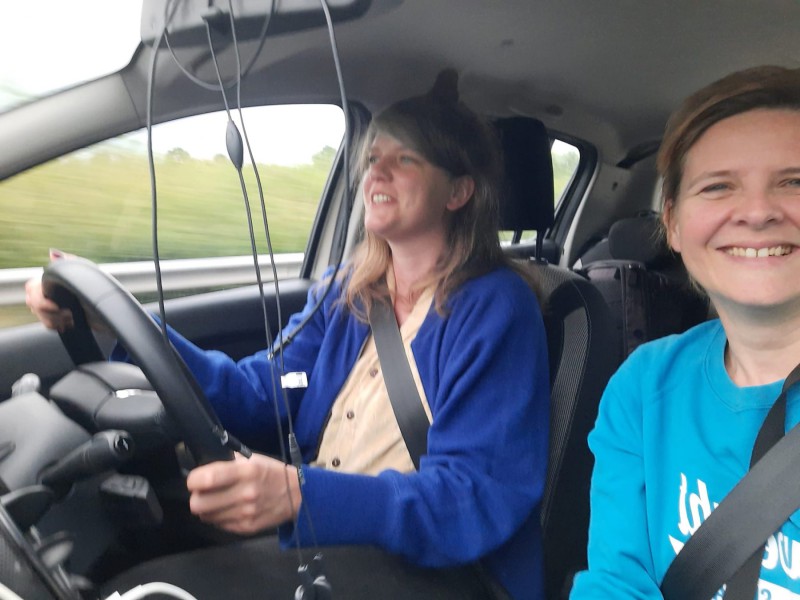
[161,267,550,599]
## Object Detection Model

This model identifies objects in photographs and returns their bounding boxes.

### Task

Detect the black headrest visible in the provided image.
[494,116,555,231]
[608,210,671,267]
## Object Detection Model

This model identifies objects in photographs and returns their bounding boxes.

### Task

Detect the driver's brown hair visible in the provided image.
[341,69,535,319]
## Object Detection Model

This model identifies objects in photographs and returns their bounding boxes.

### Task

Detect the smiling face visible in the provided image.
[362,132,473,248]
[665,108,800,315]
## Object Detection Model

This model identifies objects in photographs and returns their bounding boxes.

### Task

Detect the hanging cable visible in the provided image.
[205,0,317,567]
[147,0,181,343]
[268,0,356,360]
[162,0,275,92]
[225,2,293,441]
[106,581,200,600]
[147,0,249,460]
[225,4,297,453]
[286,0,355,554]
[149,0,355,589]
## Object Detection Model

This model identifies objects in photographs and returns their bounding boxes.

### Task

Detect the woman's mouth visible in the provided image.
[724,245,795,258]
[372,193,392,204]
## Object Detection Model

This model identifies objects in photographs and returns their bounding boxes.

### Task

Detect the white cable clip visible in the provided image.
[281,371,309,389]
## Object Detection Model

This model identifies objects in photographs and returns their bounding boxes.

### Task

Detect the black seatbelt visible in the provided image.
[718,382,790,600]
[369,298,510,599]
[661,361,800,600]
[368,298,429,470]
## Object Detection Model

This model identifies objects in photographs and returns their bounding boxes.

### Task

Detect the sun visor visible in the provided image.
[141,0,375,46]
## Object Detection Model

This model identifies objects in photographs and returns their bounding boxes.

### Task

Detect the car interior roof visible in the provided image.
[3,0,799,182]
[135,0,800,160]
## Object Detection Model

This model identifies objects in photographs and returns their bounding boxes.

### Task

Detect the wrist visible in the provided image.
[285,464,303,520]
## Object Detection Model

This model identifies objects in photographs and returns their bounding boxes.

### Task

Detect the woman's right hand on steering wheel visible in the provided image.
[26,276,74,332]
[26,249,80,332]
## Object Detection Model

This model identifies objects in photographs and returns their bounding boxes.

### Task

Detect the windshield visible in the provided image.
[0,0,143,113]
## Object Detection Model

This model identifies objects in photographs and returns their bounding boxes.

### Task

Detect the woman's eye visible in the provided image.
[399,155,418,165]
[699,182,731,194]
[367,155,379,165]
[782,177,800,188]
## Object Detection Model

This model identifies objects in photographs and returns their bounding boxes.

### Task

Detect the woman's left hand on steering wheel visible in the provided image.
[187,453,302,534]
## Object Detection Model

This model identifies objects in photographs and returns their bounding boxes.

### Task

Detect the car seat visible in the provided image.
[577,210,709,363]
[495,117,619,599]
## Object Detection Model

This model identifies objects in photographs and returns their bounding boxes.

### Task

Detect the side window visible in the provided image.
[551,139,581,204]
[0,104,344,328]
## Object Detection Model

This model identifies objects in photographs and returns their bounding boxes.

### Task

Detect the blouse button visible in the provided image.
[331,457,341,467]
[369,367,379,377]
[346,410,355,420]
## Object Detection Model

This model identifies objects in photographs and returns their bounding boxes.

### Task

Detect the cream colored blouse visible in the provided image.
[311,285,434,475]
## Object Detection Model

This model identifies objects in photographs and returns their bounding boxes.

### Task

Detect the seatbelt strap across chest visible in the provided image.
[660,361,800,600]
[368,298,429,470]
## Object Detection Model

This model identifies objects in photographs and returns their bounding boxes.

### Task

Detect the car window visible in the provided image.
[0,104,344,328]
[552,139,581,204]
[0,0,143,114]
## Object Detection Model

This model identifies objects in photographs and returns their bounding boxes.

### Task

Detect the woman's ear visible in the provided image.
[663,199,681,252]
[446,176,475,211]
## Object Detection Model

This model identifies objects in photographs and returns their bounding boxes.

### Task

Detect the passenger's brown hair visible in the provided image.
[658,65,800,205]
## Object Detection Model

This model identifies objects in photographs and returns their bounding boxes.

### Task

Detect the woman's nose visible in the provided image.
[368,157,391,181]
[733,188,784,228]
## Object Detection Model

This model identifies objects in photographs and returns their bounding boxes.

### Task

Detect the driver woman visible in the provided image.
[27,70,550,600]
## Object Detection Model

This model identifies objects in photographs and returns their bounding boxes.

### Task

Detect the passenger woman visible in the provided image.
[27,70,549,599]
[571,66,800,598]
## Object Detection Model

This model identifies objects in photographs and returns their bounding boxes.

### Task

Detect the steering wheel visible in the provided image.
[41,258,234,466]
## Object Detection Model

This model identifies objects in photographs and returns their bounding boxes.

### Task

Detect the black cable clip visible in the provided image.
[218,428,252,458]
[294,554,332,600]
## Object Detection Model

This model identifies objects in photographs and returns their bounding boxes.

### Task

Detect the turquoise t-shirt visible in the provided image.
[571,319,800,599]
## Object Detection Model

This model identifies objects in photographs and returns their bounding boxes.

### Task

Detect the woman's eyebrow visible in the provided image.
[684,170,734,190]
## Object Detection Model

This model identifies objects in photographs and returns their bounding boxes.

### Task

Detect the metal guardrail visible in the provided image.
[0,253,305,306]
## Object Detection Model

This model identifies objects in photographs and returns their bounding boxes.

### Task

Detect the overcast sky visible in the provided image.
[0,0,344,165]
[0,1,142,97]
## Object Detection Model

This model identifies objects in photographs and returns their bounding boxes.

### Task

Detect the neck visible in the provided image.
[715,301,800,386]
[388,236,444,300]
[387,237,443,325]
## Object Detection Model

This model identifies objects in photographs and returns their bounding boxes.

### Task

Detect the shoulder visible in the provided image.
[628,318,720,366]
[592,319,723,462]
[309,265,349,307]
[449,267,539,316]
[417,268,545,352]
[611,319,722,397]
